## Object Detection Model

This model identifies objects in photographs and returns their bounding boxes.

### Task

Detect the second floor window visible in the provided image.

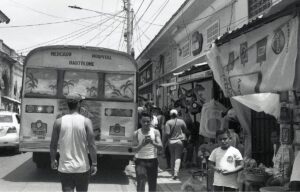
[207,20,219,45]
[248,0,272,19]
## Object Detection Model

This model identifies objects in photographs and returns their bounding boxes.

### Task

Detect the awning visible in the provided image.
[159,82,178,87]
[1,96,21,104]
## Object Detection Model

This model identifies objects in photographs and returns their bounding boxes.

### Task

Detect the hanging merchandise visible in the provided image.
[207,14,299,97]
[199,99,227,138]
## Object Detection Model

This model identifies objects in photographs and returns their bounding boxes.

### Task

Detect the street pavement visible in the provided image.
[0,149,200,192]
[0,150,136,192]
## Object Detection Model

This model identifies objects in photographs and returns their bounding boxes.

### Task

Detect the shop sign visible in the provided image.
[207,15,299,97]
[178,70,212,83]
[177,75,190,83]
[190,70,212,80]
[192,31,203,56]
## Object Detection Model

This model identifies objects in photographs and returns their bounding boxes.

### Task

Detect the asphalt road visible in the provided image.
[0,150,136,192]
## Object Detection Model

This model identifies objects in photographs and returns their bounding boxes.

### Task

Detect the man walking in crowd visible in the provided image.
[133,111,163,192]
[208,129,243,192]
[50,93,97,192]
[164,109,190,180]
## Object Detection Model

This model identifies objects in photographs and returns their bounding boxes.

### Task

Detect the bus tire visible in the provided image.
[33,152,50,169]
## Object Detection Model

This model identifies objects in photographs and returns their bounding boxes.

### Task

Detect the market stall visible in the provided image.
[206,4,300,192]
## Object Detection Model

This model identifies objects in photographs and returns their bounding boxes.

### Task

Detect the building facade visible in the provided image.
[137,0,296,167]
[0,40,23,112]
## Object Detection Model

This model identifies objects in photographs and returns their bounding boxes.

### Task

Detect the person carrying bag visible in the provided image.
[164,109,190,180]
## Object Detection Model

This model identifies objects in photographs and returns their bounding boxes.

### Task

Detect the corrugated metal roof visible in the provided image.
[215,1,299,46]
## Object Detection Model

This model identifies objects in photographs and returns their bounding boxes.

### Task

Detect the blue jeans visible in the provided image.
[135,158,158,192]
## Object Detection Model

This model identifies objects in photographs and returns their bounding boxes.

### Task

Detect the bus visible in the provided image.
[20,45,137,170]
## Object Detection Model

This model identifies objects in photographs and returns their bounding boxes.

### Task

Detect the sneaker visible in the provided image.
[172,176,178,180]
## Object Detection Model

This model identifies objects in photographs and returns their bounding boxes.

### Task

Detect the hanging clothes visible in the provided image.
[199,99,227,138]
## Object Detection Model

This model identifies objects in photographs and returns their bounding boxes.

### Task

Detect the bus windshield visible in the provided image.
[25,68,135,101]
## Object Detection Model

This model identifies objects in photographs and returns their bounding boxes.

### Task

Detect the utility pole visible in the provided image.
[124,0,134,56]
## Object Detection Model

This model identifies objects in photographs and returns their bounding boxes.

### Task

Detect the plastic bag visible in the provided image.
[181,175,207,192]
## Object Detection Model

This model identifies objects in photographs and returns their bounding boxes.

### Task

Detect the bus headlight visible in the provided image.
[26,105,54,113]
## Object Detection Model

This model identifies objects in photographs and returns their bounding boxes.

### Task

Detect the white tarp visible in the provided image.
[207,14,299,97]
[232,93,280,119]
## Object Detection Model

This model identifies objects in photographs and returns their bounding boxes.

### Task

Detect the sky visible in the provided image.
[0,0,185,57]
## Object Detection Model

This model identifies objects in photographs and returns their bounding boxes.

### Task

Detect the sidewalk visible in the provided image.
[157,167,193,192]
[126,158,196,192]
[126,156,204,192]
[156,155,202,192]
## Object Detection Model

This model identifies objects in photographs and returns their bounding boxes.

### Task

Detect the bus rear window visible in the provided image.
[25,68,57,97]
[104,74,134,101]
[63,71,99,98]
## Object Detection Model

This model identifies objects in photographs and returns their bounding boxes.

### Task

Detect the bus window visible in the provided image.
[104,74,134,101]
[63,71,99,98]
[25,68,57,97]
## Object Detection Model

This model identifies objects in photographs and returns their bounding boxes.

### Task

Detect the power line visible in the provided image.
[139,19,163,27]
[133,0,154,30]
[18,22,101,53]
[132,17,145,53]
[96,20,123,46]
[8,0,91,26]
[133,0,145,19]
[17,10,124,53]
[84,13,125,46]
[134,0,169,44]
[0,15,104,28]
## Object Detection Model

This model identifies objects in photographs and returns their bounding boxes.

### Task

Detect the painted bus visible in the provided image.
[20,45,137,170]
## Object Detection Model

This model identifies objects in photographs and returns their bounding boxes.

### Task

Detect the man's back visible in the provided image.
[165,118,187,140]
[58,113,90,173]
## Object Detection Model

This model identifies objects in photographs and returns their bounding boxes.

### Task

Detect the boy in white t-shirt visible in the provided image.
[208,129,244,192]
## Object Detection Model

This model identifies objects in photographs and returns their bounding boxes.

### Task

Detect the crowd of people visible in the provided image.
[49,95,300,192]
[136,101,246,192]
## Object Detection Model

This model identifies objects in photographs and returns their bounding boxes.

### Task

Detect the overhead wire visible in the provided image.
[135,0,246,51]
[132,17,144,54]
[95,19,123,46]
[17,10,124,54]
[133,0,145,20]
[0,15,105,28]
[133,0,154,30]
[7,0,90,26]
[83,12,125,46]
[133,0,170,45]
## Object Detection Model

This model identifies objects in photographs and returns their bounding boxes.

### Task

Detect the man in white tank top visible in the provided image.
[50,93,97,192]
[132,111,162,192]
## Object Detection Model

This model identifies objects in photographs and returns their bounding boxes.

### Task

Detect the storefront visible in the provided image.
[138,61,153,106]
[1,96,20,113]
[207,4,300,191]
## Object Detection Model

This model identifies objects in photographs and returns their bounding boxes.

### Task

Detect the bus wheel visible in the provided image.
[33,152,50,169]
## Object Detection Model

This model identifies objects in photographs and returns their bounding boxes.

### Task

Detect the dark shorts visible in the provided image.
[59,171,90,192]
[213,185,237,192]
